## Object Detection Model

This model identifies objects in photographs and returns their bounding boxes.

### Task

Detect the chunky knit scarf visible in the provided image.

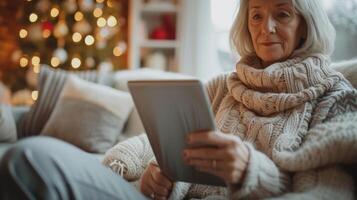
[227,54,356,163]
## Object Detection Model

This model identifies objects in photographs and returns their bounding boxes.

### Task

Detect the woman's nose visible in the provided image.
[262,16,277,34]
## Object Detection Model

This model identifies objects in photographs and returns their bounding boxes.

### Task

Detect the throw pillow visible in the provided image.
[19,66,113,138]
[331,59,357,88]
[41,75,133,153]
[113,68,193,92]
[113,68,192,137]
[0,104,17,142]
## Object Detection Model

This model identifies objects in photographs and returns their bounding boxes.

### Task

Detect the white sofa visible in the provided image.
[0,60,356,161]
[0,68,193,160]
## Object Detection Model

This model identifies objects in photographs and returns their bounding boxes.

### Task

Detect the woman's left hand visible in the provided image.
[183,131,250,184]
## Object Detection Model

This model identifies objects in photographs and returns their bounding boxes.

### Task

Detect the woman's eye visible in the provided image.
[277,12,290,18]
[252,14,262,20]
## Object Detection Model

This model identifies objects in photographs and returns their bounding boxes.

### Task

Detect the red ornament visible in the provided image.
[150,26,169,40]
[41,21,54,31]
[161,14,176,40]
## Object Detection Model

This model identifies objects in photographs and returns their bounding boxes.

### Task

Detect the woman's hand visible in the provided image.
[140,162,173,200]
[183,131,250,184]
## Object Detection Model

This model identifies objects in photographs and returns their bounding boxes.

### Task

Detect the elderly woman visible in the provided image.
[1,0,356,199]
[105,0,357,199]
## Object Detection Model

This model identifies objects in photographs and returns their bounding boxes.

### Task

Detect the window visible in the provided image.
[325,0,357,61]
[210,0,357,72]
[210,0,238,72]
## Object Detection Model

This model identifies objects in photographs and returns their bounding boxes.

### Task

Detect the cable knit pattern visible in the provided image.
[102,134,154,181]
[103,54,357,199]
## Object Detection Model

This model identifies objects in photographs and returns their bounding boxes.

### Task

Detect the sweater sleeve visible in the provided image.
[265,166,354,200]
[229,143,291,199]
[102,134,154,181]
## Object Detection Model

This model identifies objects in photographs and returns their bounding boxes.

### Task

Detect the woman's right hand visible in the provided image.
[140,162,173,200]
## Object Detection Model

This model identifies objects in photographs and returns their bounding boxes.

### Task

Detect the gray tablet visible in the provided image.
[128,80,225,186]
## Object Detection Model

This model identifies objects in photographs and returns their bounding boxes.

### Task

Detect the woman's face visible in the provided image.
[248,0,306,66]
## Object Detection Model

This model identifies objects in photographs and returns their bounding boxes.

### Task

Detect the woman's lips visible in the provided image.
[260,42,280,46]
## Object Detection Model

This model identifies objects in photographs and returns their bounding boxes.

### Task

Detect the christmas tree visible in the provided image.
[11,0,128,92]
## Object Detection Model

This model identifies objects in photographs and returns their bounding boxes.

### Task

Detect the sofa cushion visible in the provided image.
[0,104,17,142]
[331,59,357,88]
[19,66,113,138]
[0,143,14,158]
[41,75,133,153]
[12,106,30,126]
[114,68,193,137]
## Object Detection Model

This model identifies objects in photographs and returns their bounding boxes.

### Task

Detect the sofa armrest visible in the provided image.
[11,106,30,126]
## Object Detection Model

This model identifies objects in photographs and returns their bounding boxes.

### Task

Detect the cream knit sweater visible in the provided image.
[103,54,357,199]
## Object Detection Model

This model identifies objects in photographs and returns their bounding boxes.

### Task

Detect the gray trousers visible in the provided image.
[0,136,147,200]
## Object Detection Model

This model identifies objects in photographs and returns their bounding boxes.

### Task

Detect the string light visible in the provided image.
[17,0,126,90]
[85,35,95,45]
[19,29,28,38]
[72,32,82,42]
[42,30,51,38]
[113,46,123,57]
[31,90,39,101]
[29,13,38,22]
[50,7,59,18]
[107,16,117,27]
[33,65,40,73]
[31,56,40,66]
[74,11,84,21]
[20,57,29,67]
[97,17,106,27]
[93,8,103,18]
[51,57,60,67]
[107,0,113,7]
[71,58,81,68]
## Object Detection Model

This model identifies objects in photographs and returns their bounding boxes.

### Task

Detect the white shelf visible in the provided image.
[141,3,178,13]
[129,0,182,71]
[140,40,178,48]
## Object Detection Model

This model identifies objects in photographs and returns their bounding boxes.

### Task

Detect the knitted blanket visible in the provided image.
[103,54,357,199]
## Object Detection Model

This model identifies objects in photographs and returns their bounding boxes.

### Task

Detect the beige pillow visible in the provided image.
[331,59,357,88]
[0,104,17,142]
[114,68,193,137]
[113,68,193,92]
[41,75,133,153]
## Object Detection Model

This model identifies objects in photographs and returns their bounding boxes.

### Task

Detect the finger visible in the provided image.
[195,166,225,179]
[151,165,173,189]
[196,166,230,182]
[197,166,243,184]
[141,180,156,198]
[183,147,228,161]
[149,177,170,197]
[187,159,226,170]
[187,131,241,147]
[141,184,153,198]
[147,188,167,200]
[150,172,171,196]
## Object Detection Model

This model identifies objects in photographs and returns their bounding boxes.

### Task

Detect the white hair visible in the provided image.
[230,0,336,58]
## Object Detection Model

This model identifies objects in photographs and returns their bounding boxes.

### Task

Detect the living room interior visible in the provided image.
[1,0,357,105]
[0,0,357,198]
